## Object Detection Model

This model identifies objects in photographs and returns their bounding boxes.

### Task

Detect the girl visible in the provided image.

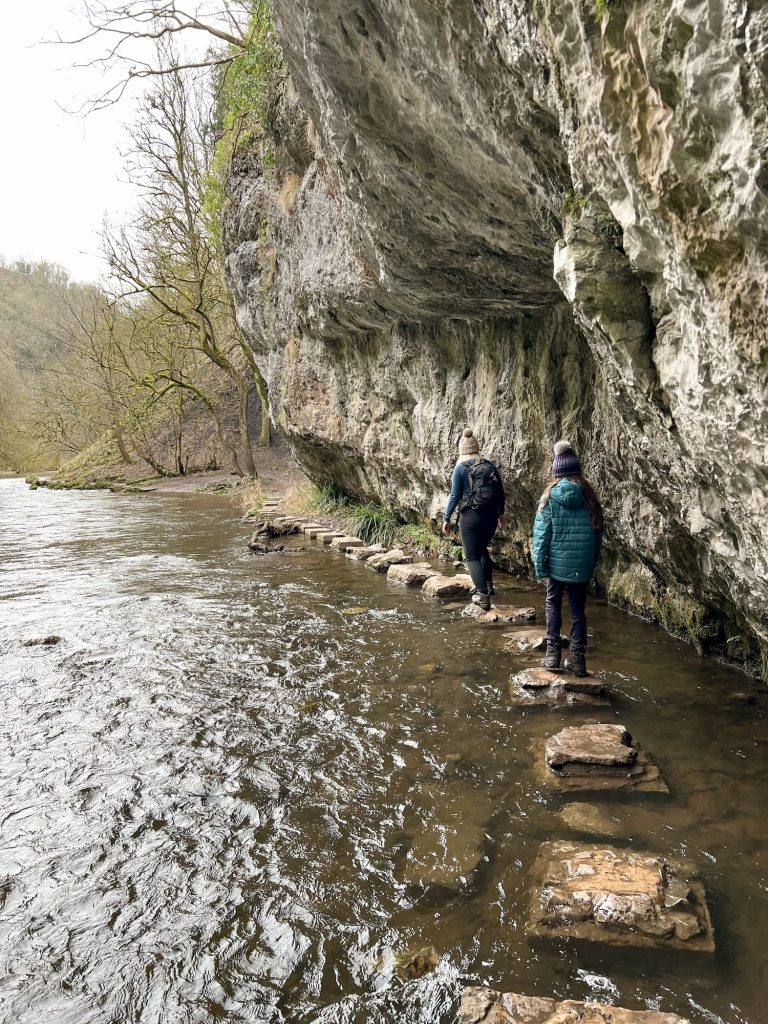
[532,440,603,676]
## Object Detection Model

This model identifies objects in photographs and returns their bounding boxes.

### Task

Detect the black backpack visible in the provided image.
[459,458,503,514]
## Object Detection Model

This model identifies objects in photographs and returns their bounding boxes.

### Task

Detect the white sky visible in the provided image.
[2,4,154,282]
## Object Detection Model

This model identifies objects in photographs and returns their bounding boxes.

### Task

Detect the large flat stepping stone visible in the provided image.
[347,543,387,561]
[504,629,568,653]
[509,668,610,707]
[300,522,326,534]
[367,549,413,572]
[402,782,492,889]
[463,603,536,624]
[529,841,714,952]
[458,988,689,1024]
[387,562,440,586]
[540,723,668,793]
[329,535,364,551]
[315,531,344,544]
[422,574,474,600]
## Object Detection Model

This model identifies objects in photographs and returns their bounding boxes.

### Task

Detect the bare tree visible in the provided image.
[104,47,269,475]
[56,1,257,111]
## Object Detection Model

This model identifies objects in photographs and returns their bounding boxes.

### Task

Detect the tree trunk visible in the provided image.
[238,382,257,477]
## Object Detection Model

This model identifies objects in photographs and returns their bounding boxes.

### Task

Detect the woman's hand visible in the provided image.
[498,515,507,530]
[442,521,452,536]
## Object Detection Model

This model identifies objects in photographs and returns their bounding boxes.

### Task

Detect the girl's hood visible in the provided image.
[550,479,584,509]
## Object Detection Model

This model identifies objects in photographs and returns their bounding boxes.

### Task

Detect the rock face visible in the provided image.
[224,0,768,673]
[458,988,690,1024]
[529,841,714,952]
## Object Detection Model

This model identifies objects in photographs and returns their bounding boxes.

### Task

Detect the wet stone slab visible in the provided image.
[422,574,474,600]
[300,522,327,534]
[387,562,440,586]
[402,781,492,890]
[541,723,668,793]
[346,543,387,561]
[462,604,537,624]
[509,668,610,707]
[329,535,364,550]
[458,988,690,1024]
[504,629,568,653]
[316,531,345,544]
[367,549,413,572]
[529,841,714,952]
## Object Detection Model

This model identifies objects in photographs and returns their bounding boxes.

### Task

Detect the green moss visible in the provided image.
[561,189,590,219]
[203,1,283,239]
[398,522,463,561]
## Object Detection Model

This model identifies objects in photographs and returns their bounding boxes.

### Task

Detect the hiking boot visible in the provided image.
[541,642,561,671]
[471,591,492,612]
[564,652,588,677]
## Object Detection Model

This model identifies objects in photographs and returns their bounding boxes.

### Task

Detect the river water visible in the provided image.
[1,478,767,1024]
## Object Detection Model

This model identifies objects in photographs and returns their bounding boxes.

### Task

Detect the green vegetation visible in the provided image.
[399,523,463,561]
[560,189,590,219]
[205,1,283,238]
[349,502,400,547]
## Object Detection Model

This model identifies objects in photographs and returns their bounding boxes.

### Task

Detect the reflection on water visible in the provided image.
[0,478,766,1024]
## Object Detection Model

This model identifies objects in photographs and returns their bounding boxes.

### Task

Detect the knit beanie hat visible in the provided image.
[551,439,582,477]
[458,427,480,456]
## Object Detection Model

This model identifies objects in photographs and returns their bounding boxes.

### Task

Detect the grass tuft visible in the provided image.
[348,502,400,547]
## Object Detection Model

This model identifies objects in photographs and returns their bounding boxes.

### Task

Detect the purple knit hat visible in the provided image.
[551,439,582,478]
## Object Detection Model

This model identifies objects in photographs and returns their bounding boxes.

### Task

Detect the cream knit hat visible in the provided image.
[458,427,480,456]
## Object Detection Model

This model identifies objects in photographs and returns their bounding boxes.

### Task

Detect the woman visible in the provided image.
[442,428,506,611]
[532,440,603,676]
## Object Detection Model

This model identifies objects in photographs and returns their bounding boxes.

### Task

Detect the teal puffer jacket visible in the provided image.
[532,479,602,583]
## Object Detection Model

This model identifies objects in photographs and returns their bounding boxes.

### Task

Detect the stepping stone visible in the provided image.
[509,668,609,707]
[316,531,344,544]
[301,523,326,534]
[305,526,330,538]
[559,802,620,838]
[540,723,668,793]
[402,781,492,890]
[347,543,387,561]
[458,988,689,1024]
[504,629,569,653]
[387,562,440,586]
[330,535,364,551]
[463,603,537,624]
[367,549,413,572]
[422,574,474,600]
[528,841,715,952]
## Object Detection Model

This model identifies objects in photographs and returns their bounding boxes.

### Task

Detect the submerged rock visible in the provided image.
[422,574,474,600]
[22,635,63,647]
[529,841,714,952]
[387,562,439,586]
[509,668,610,708]
[403,781,492,889]
[559,802,620,838]
[458,988,690,1024]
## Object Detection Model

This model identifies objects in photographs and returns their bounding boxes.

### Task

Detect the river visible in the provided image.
[1,478,766,1024]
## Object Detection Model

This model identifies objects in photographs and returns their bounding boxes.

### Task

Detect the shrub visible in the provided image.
[349,502,400,547]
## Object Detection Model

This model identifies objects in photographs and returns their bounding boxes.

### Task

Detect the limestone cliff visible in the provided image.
[224,0,768,674]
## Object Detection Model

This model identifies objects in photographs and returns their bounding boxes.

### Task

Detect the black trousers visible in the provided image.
[545,578,588,654]
[459,508,497,595]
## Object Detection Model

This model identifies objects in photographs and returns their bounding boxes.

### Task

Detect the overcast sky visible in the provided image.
[2,4,155,282]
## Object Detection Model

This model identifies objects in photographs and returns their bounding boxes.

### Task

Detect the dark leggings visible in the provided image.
[459,508,498,595]
[545,578,588,654]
